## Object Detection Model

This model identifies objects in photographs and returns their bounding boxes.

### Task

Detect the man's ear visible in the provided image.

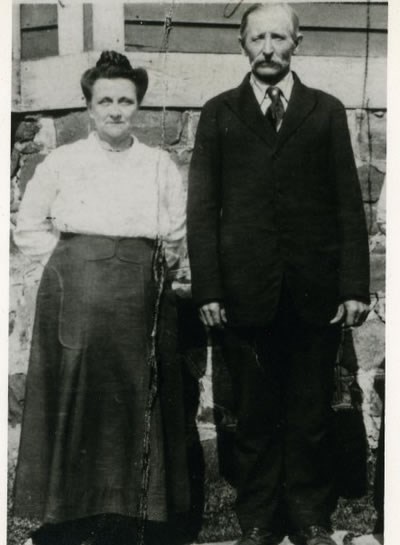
[293,33,303,55]
[238,35,246,56]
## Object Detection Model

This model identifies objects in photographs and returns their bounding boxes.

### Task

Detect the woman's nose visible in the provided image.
[109,103,122,117]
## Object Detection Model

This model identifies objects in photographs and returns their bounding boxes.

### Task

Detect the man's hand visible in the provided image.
[330,300,370,327]
[199,301,227,328]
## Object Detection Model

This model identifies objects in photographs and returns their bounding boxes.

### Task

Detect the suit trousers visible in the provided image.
[222,283,341,532]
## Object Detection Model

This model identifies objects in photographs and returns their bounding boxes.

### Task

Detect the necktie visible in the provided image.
[265,86,284,131]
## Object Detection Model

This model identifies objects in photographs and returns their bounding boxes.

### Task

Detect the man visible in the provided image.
[187,4,370,545]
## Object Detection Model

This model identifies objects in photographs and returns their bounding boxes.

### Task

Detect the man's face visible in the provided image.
[88,78,138,147]
[241,7,300,84]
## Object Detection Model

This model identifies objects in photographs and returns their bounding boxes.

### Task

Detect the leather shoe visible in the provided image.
[295,525,336,545]
[235,527,283,545]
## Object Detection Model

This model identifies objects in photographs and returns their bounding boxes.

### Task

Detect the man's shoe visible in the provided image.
[296,525,336,545]
[235,527,283,545]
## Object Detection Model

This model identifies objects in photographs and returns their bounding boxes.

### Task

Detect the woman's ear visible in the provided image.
[87,102,93,119]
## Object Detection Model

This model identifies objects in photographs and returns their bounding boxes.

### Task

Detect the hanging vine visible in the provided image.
[136,5,175,545]
[360,0,374,230]
[224,0,243,19]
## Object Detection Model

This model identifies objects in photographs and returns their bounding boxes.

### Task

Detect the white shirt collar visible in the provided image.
[250,71,294,107]
[90,131,138,153]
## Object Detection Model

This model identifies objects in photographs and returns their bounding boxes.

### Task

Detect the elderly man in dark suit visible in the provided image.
[187,3,370,545]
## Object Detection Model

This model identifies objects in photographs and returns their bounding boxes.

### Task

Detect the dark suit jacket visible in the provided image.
[187,73,370,326]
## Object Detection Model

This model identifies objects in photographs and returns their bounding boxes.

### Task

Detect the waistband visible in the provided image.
[60,232,155,242]
[56,233,157,262]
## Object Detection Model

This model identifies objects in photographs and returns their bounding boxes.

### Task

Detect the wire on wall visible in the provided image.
[136,5,175,545]
[361,0,375,229]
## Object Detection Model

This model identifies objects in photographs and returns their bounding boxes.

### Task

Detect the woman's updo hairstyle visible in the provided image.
[81,50,149,104]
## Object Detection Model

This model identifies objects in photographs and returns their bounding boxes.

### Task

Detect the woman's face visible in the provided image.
[88,78,138,148]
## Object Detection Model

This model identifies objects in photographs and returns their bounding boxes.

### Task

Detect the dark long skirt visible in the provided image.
[13,234,189,529]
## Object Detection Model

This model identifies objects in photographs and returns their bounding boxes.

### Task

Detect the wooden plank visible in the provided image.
[125,24,387,57]
[300,29,387,58]
[83,4,93,52]
[124,3,388,30]
[295,3,388,31]
[92,3,125,50]
[280,1,387,2]
[58,4,84,55]
[12,60,21,111]
[125,23,238,54]
[21,28,58,60]
[12,52,386,112]
[12,4,21,60]
[20,4,57,30]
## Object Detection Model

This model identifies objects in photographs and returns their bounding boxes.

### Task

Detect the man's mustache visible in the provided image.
[252,58,280,68]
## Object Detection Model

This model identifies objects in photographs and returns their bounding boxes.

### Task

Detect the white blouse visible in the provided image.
[14,132,187,267]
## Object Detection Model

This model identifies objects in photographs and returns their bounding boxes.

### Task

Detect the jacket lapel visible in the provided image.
[276,74,317,150]
[223,75,278,148]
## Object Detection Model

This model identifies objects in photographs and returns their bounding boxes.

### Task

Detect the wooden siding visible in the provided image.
[58,5,84,55]
[20,3,57,29]
[12,2,388,112]
[21,28,58,60]
[92,4,125,50]
[124,2,387,56]
[124,3,388,29]
[125,25,387,57]
[20,4,58,60]
[16,3,388,60]
[83,4,93,52]
[12,4,21,61]
[12,51,386,112]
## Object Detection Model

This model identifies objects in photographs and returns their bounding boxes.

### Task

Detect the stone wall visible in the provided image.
[8,106,386,537]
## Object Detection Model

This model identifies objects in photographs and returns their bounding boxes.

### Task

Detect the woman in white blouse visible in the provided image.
[13,51,189,545]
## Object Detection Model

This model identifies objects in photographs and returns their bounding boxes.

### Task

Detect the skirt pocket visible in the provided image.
[53,261,90,350]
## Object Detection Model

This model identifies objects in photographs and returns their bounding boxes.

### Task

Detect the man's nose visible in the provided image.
[262,36,273,56]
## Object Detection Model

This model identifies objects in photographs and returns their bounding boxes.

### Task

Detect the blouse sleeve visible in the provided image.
[160,152,187,269]
[13,156,60,263]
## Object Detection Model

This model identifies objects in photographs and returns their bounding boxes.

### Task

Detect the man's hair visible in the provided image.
[80,50,149,104]
[239,3,301,42]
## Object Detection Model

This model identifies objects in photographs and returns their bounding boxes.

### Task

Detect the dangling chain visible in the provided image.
[136,237,166,545]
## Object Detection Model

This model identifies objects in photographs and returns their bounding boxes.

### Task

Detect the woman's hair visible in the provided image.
[81,51,149,104]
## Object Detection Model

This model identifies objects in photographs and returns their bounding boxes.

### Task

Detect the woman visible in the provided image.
[13,51,189,545]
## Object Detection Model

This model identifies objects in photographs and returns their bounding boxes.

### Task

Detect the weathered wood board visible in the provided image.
[12,51,387,111]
